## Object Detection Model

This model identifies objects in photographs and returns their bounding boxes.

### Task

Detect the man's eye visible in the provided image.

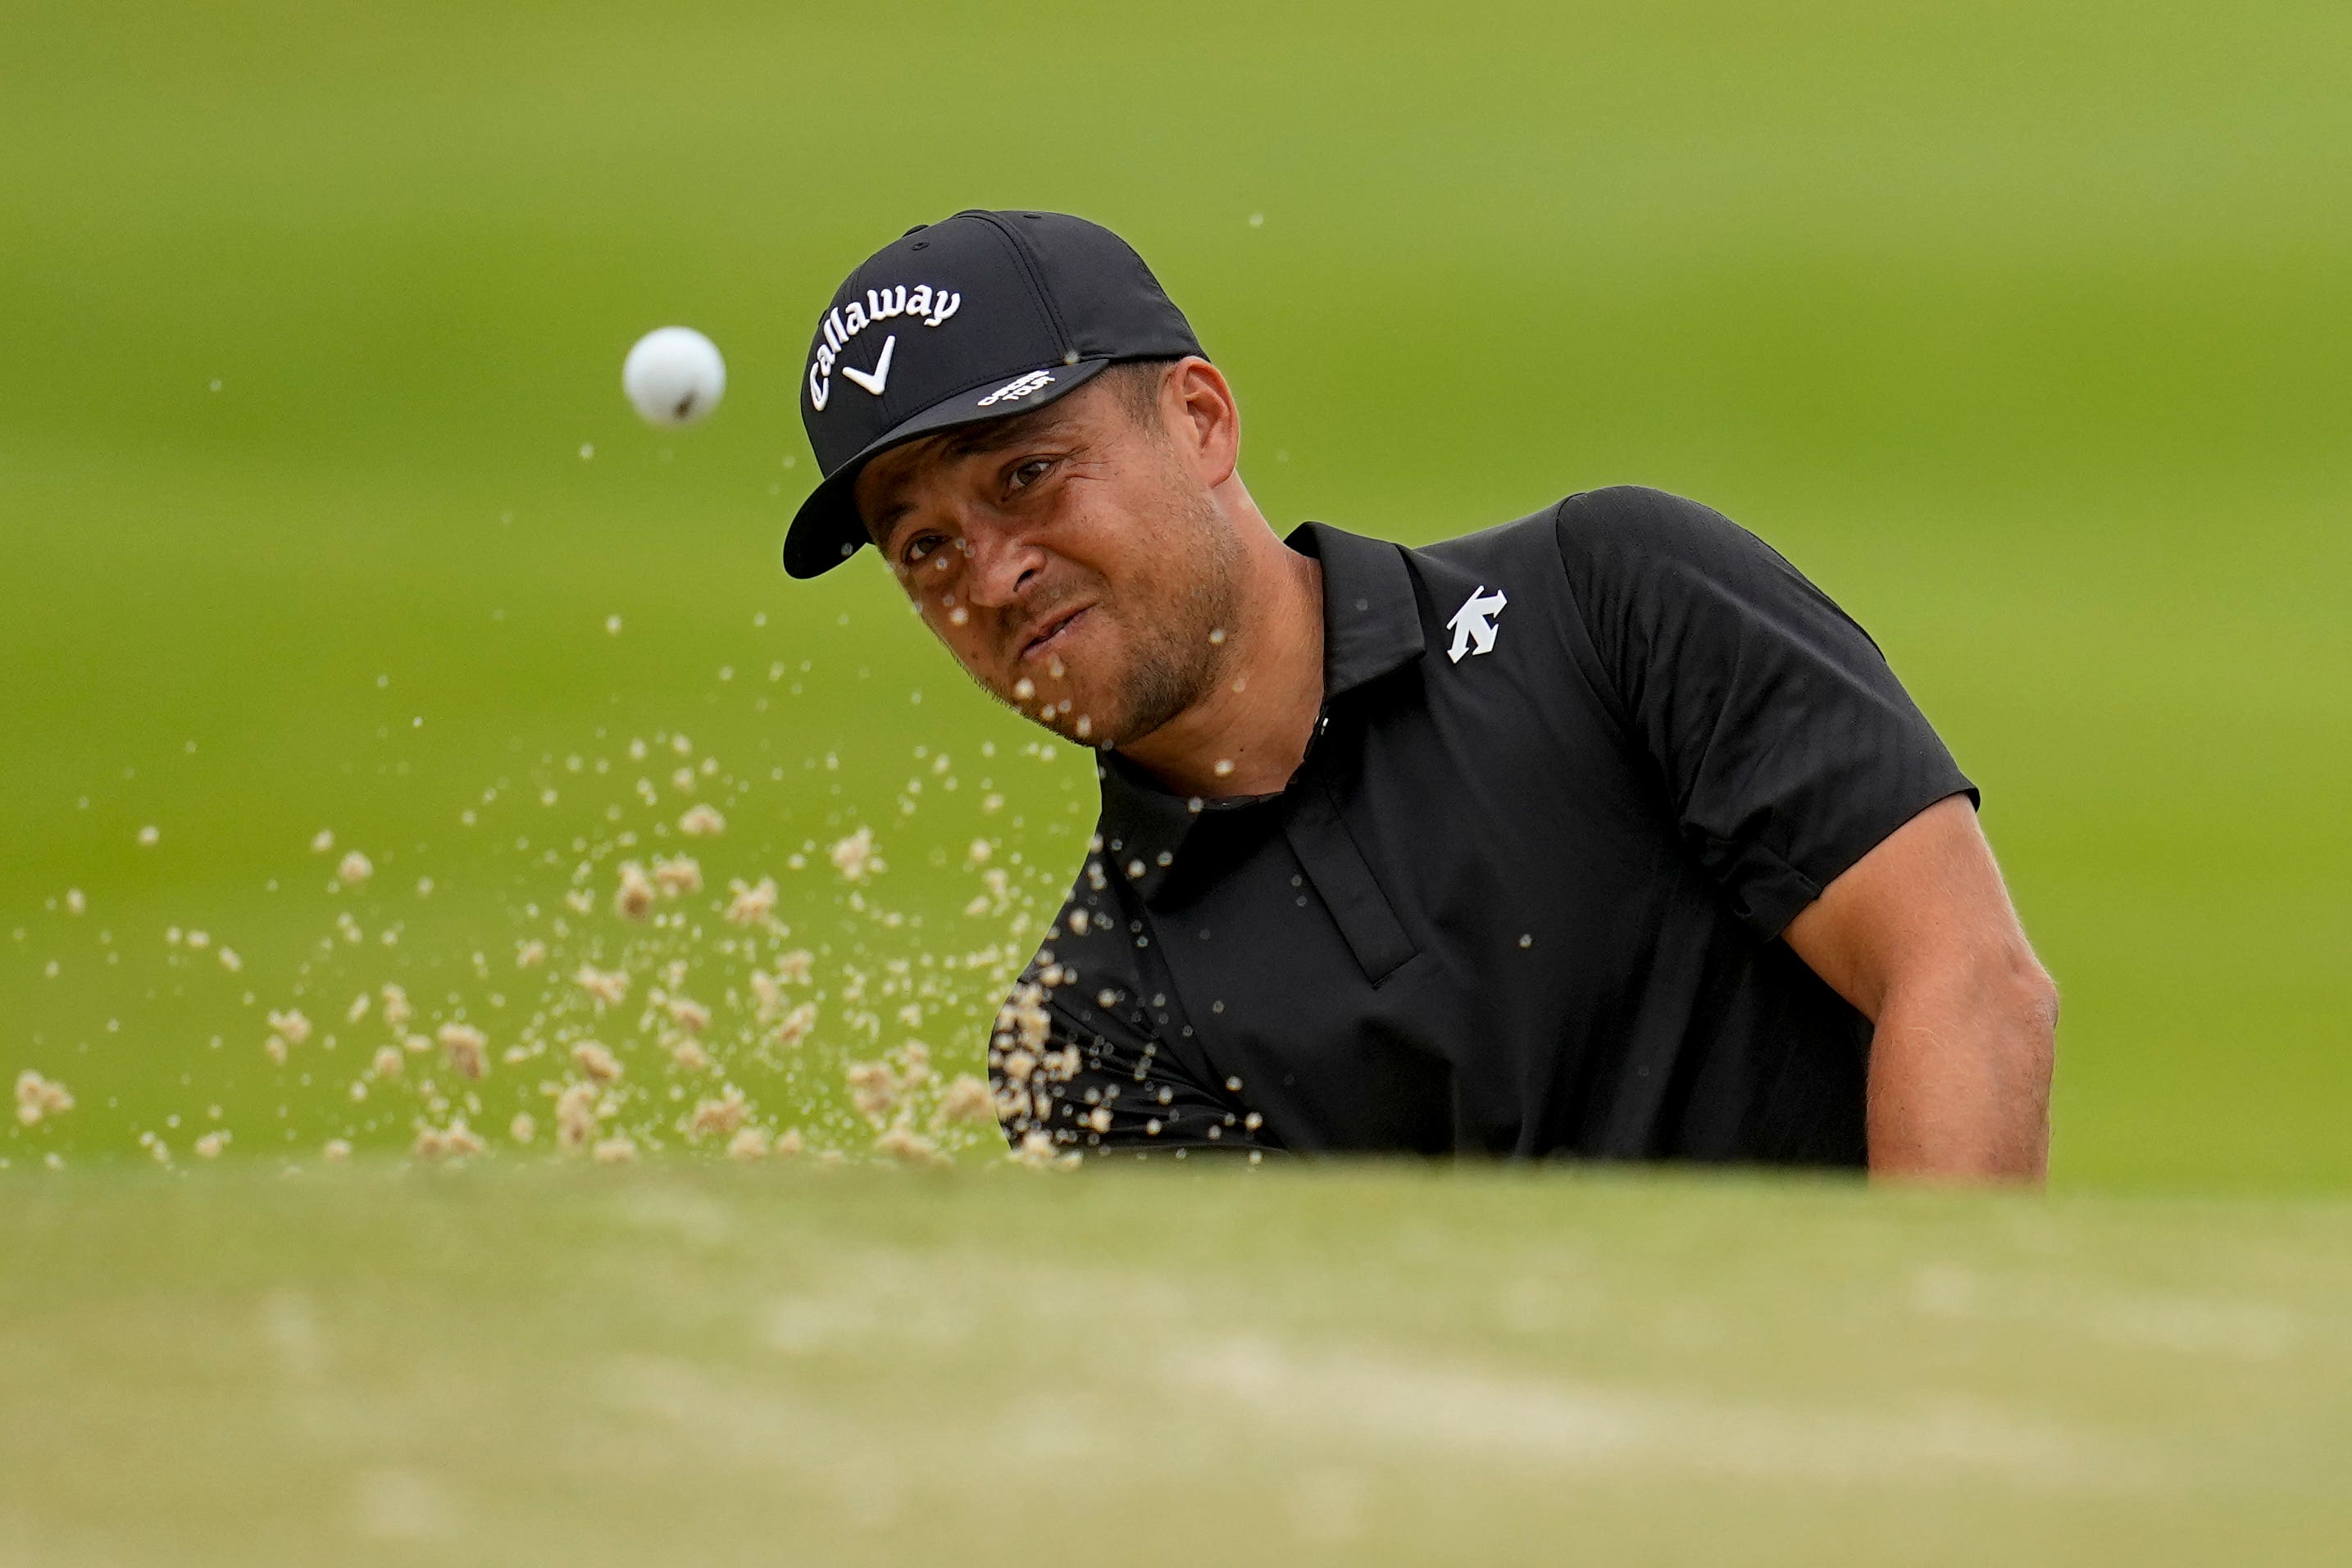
[1008,457,1055,490]
[903,533,948,567]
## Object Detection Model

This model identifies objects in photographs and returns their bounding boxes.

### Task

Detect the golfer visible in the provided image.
[785,210,2057,1179]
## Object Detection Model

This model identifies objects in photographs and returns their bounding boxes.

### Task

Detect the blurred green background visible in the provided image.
[4,0,2348,1188]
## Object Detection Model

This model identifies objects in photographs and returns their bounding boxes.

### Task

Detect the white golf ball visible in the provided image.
[621,326,726,427]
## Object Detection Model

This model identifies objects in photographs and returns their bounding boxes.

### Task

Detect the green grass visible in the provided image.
[4,1162,2350,1564]
[7,0,2351,1187]
[7,0,2352,1184]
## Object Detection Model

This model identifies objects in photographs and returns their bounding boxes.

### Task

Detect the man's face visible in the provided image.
[852,370,1239,749]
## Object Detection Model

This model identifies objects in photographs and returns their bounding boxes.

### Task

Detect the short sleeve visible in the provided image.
[1554,486,1975,938]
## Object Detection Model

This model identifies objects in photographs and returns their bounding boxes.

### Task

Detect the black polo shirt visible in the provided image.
[986,485,1974,1166]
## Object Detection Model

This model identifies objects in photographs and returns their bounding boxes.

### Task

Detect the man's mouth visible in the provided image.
[1018,603,1092,663]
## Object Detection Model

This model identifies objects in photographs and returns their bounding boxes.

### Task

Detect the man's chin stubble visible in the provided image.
[975,646,1215,752]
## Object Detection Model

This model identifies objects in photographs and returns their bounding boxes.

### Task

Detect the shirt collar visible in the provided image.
[1094,521,1426,906]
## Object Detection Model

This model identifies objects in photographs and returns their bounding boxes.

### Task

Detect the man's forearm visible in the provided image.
[1779,796,2058,1183]
[1864,947,2056,1181]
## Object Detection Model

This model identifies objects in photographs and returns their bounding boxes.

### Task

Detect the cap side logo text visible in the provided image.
[976,370,1055,408]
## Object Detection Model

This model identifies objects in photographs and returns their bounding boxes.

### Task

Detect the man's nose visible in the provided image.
[960,518,1047,610]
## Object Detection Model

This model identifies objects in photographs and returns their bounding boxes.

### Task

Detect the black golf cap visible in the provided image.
[783,210,1205,579]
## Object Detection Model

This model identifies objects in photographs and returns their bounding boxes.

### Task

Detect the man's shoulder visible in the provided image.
[1551,485,1793,583]
[1410,485,1752,580]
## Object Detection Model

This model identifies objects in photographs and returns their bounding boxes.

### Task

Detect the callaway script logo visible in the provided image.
[1446,585,1508,663]
[976,370,1055,407]
[808,284,962,411]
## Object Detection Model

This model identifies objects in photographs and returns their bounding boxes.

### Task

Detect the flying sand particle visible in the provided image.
[937,1074,993,1125]
[612,862,656,921]
[436,1023,489,1081]
[13,1070,73,1126]
[845,1061,898,1120]
[726,877,779,925]
[875,1125,948,1166]
[829,827,880,881]
[554,1083,601,1150]
[571,966,629,1008]
[571,1040,624,1083]
[771,1002,817,1049]
[687,1090,748,1139]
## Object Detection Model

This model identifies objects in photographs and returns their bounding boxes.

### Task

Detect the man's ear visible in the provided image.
[1167,357,1240,489]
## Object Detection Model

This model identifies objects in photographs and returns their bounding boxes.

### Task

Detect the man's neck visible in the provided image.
[1114,518,1325,801]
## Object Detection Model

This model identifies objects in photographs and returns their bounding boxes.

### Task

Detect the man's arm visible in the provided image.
[1781,795,2057,1182]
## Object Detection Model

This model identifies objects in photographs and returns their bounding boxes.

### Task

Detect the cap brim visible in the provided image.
[781,357,1114,579]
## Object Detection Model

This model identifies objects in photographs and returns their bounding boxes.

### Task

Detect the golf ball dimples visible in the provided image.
[622,326,726,426]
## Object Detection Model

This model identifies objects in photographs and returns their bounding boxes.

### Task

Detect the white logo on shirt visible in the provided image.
[976,370,1055,407]
[1446,585,1508,663]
